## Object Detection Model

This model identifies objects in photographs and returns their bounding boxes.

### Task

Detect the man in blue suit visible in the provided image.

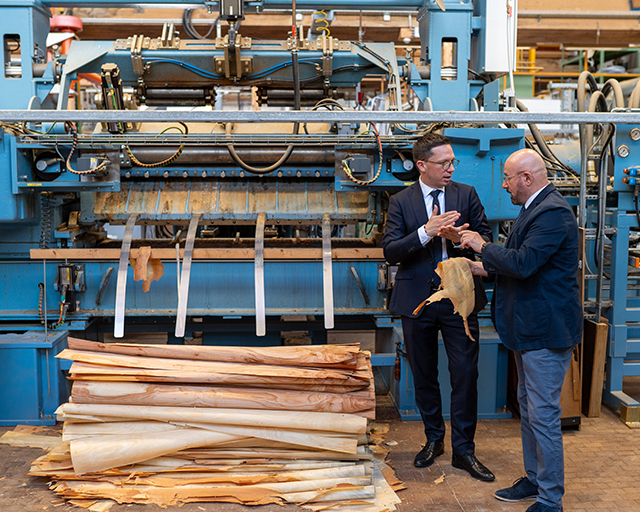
[382,133,494,481]
[461,148,582,512]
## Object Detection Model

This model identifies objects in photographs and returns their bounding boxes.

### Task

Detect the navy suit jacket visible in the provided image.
[482,184,582,351]
[382,180,492,318]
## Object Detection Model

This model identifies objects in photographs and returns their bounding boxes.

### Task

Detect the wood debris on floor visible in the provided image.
[28,338,402,511]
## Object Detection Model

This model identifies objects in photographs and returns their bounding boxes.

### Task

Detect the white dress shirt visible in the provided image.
[417,180,449,261]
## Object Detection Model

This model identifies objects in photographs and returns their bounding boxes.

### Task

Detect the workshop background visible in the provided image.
[1,0,640,510]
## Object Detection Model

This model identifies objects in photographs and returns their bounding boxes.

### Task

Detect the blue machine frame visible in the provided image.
[0,0,534,423]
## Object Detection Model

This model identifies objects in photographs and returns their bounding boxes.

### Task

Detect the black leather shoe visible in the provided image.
[451,453,495,482]
[413,441,444,468]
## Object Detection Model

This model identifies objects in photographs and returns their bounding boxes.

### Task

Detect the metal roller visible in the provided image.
[121,147,334,165]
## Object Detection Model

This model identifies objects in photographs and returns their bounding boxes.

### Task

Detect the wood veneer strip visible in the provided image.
[71,381,375,415]
[67,337,360,367]
[58,349,359,381]
[56,404,367,434]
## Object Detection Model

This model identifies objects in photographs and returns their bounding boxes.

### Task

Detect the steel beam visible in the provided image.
[4,109,640,124]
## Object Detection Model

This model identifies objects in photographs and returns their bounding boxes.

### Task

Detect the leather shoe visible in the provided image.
[451,453,495,482]
[413,441,444,468]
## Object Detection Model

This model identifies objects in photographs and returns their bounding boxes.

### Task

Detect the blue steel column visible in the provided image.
[604,207,638,409]
[0,1,50,109]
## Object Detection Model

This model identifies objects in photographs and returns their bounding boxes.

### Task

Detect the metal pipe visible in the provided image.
[145,89,208,99]
[519,10,640,19]
[123,146,333,164]
[7,110,640,124]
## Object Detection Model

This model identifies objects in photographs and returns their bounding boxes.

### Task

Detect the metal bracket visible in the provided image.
[255,213,267,336]
[215,34,252,78]
[621,403,640,428]
[175,214,201,338]
[321,36,334,78]
[159,23,179,49]
[350,265,370,305]
[129,34,148,78]
[114,214,138,338]
[322,213,334,329]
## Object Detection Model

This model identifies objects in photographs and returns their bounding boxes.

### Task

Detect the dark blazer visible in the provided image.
[382,180,492,318]
[482,184,582,351]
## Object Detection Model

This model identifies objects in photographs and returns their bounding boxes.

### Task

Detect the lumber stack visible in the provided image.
[30,338,400,511]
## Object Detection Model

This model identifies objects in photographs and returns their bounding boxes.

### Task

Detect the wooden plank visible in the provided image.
[71,428,242,475]
[177,447,372,461]
[52,479,374,506]
[582,319,609,418]
[56,404,368,434]
[69,374,369,394]
[30,247,384,261]
[67,337,360,367]
[71,381,375,416]
[57,349,361,381]
[68,362,368,387]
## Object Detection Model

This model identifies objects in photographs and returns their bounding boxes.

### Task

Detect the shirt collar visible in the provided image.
[419,179,445,198]
[524,183,550,209]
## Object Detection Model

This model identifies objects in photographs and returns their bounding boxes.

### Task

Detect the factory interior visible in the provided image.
[2,0,640,511]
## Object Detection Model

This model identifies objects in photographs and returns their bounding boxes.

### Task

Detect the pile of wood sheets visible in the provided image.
[30,338,400,511]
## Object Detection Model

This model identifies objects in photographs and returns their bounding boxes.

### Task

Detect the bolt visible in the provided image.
[163,171,169,178]
[182,171,188,178]
[201,171,207,178]
[144,171,149,178]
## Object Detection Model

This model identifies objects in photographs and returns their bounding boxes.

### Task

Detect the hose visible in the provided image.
[601,79,624,109]
[515,99,555,162]
[225,122,298,174]
[516,99,576,175]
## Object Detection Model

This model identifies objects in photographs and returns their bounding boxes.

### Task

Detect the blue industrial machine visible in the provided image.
[0,0,566,424]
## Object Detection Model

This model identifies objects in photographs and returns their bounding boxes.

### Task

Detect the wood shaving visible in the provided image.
[412,257,476,341]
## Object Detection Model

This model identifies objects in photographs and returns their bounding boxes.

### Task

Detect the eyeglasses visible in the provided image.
[503,171,526,183]
[425,158,459,171]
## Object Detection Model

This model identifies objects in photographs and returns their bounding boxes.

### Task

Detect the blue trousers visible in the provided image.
[514,346,574,509]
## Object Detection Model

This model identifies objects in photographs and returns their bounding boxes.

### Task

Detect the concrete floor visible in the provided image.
[1,391,639,511]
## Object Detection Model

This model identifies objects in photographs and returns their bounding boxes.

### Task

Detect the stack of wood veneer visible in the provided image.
[30,338,400,511]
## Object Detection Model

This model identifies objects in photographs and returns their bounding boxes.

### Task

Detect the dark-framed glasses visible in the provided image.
[426,158,459,171]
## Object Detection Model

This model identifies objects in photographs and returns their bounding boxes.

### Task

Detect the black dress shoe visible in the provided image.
[451,453,495,482]
[414,441,444,468]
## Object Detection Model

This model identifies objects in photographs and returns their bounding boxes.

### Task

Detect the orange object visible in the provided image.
[50,15,82,54]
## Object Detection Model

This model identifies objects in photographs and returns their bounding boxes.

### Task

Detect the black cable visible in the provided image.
[594,124,616,269]
[182,8,217,40]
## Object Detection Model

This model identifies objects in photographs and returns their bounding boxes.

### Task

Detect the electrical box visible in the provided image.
[0,330,70,425]
[483,0,518,73]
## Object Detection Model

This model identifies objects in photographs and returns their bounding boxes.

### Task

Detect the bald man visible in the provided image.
[460,149,582,512]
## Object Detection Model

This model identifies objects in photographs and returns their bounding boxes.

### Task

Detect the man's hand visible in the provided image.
[439,223,469,243]
[465,258,488,277]
[459,230,486,253]
[424,205,460,237]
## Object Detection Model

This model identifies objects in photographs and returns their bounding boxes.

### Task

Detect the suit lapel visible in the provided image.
[444,181,457,213]
[443,182,458,253]
[410,181,429,228]
[506,184,555,247]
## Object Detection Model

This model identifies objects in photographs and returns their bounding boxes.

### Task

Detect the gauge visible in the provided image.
[618,144,630,158]
[631,128,640,141]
